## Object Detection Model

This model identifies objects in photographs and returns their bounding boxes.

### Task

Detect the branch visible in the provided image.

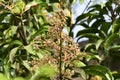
[82,0,92,14]
[0,2,12,11]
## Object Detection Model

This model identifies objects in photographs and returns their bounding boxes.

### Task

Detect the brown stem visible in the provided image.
[18,15,28,45]
[0,2,12,11]
[59,29,63,80]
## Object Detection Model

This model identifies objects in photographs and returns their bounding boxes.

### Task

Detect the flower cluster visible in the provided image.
[26,55,58,71]
[28,7,85,79]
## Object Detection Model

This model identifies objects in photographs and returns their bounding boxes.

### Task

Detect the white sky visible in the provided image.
[71,0,107,42]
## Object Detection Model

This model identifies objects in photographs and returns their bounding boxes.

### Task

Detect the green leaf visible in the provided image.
[100,1,105,9]
[24,44,43,58]
[79,69,86,80]
[84,43,95,52]
[91,19,104,28]
[78,22,89,28]
[88,4,101,11]
[85,69,108,80]
[78,33,100,39]
[110,45,120,50]
[99,30,107,39]
[76,28,106,39]
[10,26,17,36]
[75,13,91,24]
[3,25,18,39]
[23,61,32,74]
[79,0,84,4]
[100,22,111,34]
[76,28,99,37]
[13,77,25,80]
[74,69,86,80]
[29,27,48,42]
[46,5,53,12]
[30,64,57,80]
[99,7,108,15]
[73,60,86,67]
[76,33,100,42]
[12,0,25,14]
[82,65,114,80]
[115,6,120,14]
[87,14,104,24]
[69,0,76,4]
[0,13,10,23]
[25,1,43,12]
[24,44,36,55]
[104,33,119,51]
[112,17,120,33]
[49,0,60,3]
[96,39,104,50]
[38,64,57,77]
[9,47,19,63]
[112,71,120,79]
[9,40,23,46]
[12,7,21,14]
[0,73,8,80]
[1,14,11,24]
[86,54,102,62]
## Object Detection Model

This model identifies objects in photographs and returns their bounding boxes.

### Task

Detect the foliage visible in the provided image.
[82,65,114,80]
[0,0,86,80]
[0,0,117,80]
[71,0,120,79]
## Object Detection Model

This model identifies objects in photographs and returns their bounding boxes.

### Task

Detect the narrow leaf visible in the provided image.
[25,1,42,12]
[100,22,111,34]
[78,22,89,28]
[76,28,99,37]
[22,61,33,74]
[73,60,86,67]
[9,40,23,47]
[76,13,91,24]
[82,65,114,80]
[76,28,106,38]
[85,43,95,51]
[96,39,104,50]
[9,47,19,63]
[104,33,119,50]
[78,33,100,39]
[110,45,120,50]
[88,4,101,11]
[112,17,120,33]
[91,19,104,28]
[24,44,43,58]
[29,28,48,42]
[86,54,102,62]
[84,69,108,80]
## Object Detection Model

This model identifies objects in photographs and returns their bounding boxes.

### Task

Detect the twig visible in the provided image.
[82,0,92,14]
[18,15,28,45]
[0,2,12,11]
[59,29,63,80]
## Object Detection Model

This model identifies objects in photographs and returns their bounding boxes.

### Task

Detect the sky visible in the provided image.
[71,0,107,42]
[72,0,90,42]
